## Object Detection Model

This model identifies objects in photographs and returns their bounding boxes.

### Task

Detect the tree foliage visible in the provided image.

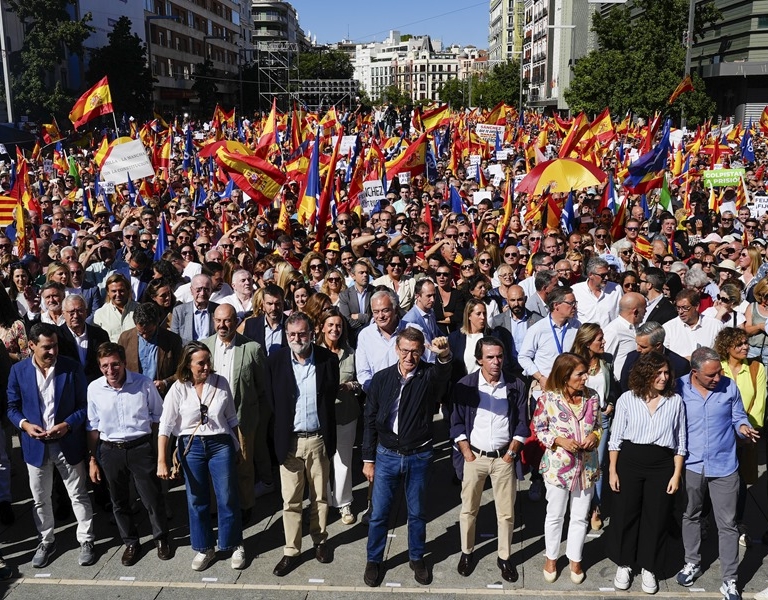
[6,0,93,120]
[191,59,219,117]
[438,60,523,110]
[564,0,720,125]
[295,49,353,80]
[86,17,153,119]
[378,84,410,107]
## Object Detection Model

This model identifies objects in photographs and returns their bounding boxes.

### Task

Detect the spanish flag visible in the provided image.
[215,148,286,207]
[421,104,451,132]
[667,74,694,105]
[68,76,114,129]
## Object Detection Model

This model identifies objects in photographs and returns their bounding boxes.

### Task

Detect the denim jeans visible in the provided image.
[594,411,611,506]
[180,434,242,552]
[367,445,433,563]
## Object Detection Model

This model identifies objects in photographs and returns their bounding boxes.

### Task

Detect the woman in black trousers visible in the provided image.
[607,352,687,595]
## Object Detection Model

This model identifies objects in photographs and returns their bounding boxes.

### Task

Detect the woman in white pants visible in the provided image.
[533,352,602,584]
[318,307,361,524]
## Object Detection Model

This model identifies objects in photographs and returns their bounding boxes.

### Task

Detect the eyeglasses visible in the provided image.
[389,262,403,268]
[625,227,639,232]
[458,232,470,237]
[703,261,715,266]
[721,218,733,222]
[445,233,458,239]
[620,250,632,255]
[199,403,209,425]
[593,272,609,279]
[718,296,733,303]
[740,252,749,257]
[559,300,578,307]
[478,258,492,264]
[327,277,341,283]
[310,264,324,270]
[69,270,83,276]
[529,236,542,242]
[124,234,137,239]
[724,248,736,255]
[662,260,675,265]
[675,305,694,312]
[504,252,518,258]
[461,265,475,271]
[624,283,639,290]
[595,234,608,239]
[181,250,195,256]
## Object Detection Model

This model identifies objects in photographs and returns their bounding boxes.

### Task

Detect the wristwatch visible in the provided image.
[506,449,517,460]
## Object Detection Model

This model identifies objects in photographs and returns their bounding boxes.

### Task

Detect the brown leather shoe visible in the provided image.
[156,539,172,561]
[273,555,298,577]
[121,544,140,566]
[315,543,333,563]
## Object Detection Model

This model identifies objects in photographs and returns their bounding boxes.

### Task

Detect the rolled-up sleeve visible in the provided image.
[158,383,181,438]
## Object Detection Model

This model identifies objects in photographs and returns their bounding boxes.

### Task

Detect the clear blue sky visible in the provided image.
[289,0,489,48]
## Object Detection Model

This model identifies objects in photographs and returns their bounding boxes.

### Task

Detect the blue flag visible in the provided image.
[425,143,438,185]
[183,128,193,171]
[640,193,650,220]
[154,213,168,261]
[494,129,502,154]
[450,185,464,214]
[126,173,137,207]
[741,128,755,163]
[195,184,207,210]
[82,185,93,220]
[560,190,575,234]
[218,178,234,200]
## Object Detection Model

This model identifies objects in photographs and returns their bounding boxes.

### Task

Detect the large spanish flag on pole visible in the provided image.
[68,76,114,129]
[214,148,286,207]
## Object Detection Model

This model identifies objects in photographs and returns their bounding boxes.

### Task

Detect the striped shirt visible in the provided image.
[608,390,687,455]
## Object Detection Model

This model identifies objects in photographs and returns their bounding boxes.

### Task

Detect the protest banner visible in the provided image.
[475,124,505,142]
[701,168,745,187]
[362,180,386,215]
[99,139,155,184]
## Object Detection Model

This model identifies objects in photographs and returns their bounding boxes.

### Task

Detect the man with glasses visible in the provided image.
[171,274,218,344]
[718,212,737,238]
[639,267,677,325]
[663,288,724,360]
[57,294,110,382]
[335,214,353,246]
[116,226,145,263]
[456,224,475,261]
[65,261,102,318]
[572,257,622,328]
[622,219,641,244]
[520,251,555,299]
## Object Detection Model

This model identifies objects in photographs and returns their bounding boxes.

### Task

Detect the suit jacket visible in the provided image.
[203,332,269,432]
[7,356,88,468]
[338,284,375,337]
[57,323,110,383]
[619,348,691,391]
[171,301,219,344]
[70,283,103,318]
[447,327,523,386]
[118,327,183,388]
[268,344,339,464]
[401,305,443,341]
[242,314,288,353]
[645,296,677,326]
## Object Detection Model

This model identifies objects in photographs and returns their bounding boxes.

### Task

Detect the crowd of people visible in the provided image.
[0,104,767,600]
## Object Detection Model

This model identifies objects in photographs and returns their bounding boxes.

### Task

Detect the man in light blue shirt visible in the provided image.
[675,347,759,600]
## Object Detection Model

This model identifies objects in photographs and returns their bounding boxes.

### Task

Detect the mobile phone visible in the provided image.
[491,209,501,218]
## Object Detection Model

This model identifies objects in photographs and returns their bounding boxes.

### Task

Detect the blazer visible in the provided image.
[242,314,288,353]
[645,296,677,325]
[57,323,110,383]
[7,356,88,468]
[268,344,340,464]
[401,305,444,341]
[619,348,691,392]
[338,284,375,336]
[118,327,183,388]
[71,283,103,318]
[171,301,219,344]
[203,333,269,432]
[447,327,523,387]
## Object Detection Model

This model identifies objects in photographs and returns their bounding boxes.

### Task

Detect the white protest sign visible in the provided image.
[398,172,410,186]
[488,164,505,186]
[467,154,482,180]
[495,149,511,161]
[473,191,492,205]
[752,196,768,219]
[103,181,116,194]
[331,135,358,156]
[475,123,505,142]
[43,159,53,175]
[362,181,386,215]
[99,139,155,185]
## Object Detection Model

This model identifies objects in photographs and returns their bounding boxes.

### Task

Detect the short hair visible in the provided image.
[636,321,665,346]
[96,342,126,362]
[585,257,609,276]
[684,267,709,289]
[123,225,140,236]
[191,274,212,290]
[691,346,722,371]
[534,269,557,292]
[628,351,676,398]
[530,252,550,269]
[546,353,588,395]
[644,267,666,292]
[105,273,130,290]
[371,288,399,311]
[352,259,370,275]
[41,281,65,295]
[285,310,313,332]
[414,278,435,295]
[675,287,700,307]
[546,286,574,312]
[714,327,749,361]
[262,283,284,300]
[474,336,504,360]
[133,302,160,327]
[175,341,211,383]
[396,325,425,348]
[29,322,58,344]
[62,294,85,310]
[129,251,151,268]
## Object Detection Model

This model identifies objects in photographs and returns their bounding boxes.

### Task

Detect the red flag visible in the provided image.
[668,75,694,105]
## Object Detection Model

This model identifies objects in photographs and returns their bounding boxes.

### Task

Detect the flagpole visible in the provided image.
[111,111,120,139]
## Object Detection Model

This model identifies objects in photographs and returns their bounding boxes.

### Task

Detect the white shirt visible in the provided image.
[93,301,137,343]
[463,332,483,376]
[183,262,202,279]
[68,326,88,365]
[220,293,253,322]
[34,359,57,430]
[468,372,511,452]
[572,280,623,328]
[643,293,663,324]
[602,315,636,378]
[41,311,65,326]
[663,315,725,359]
[87,371,163,442]
[213,337,236,387]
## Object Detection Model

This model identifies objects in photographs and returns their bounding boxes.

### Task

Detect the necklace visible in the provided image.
[588,358,600,375]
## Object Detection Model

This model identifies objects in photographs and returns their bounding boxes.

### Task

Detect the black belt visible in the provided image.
[385,444,431,456]
[294,431,322,438]
[470,444,509,459]
[101,435,152,450]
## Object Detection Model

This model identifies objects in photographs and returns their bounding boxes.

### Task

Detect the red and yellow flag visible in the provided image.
[68,76,114,129]
[668,74,694,105]
[215,148,286,207]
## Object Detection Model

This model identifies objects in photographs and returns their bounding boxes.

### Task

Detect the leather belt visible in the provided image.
[294,431,322,438]
[470,444,509,459]
[101,435,152,450]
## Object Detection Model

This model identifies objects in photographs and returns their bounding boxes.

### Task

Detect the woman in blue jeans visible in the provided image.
[571,323,619,531]
[157,341,244,571]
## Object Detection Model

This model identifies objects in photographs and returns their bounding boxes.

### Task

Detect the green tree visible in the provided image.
[86,17,153,118]
[378,84,409,106]
[475,60,523,109]
[564,0,720,125]
[6,0,93,120]
[192,59,219,117]
[294,49,353,80]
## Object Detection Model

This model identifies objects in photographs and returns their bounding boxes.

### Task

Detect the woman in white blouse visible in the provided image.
[607,352,686,595]
[157,341,245,572]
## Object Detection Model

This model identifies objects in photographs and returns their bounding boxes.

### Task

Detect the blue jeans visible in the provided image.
[594,411,612,506]
[367,445,433,563]
[180,434,242,552]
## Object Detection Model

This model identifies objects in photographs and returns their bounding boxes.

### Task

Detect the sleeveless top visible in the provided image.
[748,302,768,349]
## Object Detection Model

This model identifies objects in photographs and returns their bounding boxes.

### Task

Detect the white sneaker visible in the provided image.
[231,545,246,570]
[641,568,658,594]
[340,504,356,525]
[754,585,768,600]
[191,549,216,571]
[614,565,632,590]
[738,523,751,547]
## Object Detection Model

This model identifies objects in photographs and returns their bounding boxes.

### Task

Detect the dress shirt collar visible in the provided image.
[478,370,506,392]
[215,335,236,351]
[291,347,315,366]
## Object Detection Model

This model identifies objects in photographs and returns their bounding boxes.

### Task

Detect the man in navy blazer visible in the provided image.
[170,274,218,344]
[401,278,443,344]
[6,322,95,568]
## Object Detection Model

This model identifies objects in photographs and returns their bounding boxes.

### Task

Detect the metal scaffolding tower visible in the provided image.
[255,41,300,112]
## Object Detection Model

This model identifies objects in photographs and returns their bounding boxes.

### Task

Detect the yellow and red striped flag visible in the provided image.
[68,76,113,129]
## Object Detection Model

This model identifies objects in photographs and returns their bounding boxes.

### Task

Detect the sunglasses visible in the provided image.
[504,252,518,258]
[478,258,492,264]
[388,263,403,268]
[625,227,639,231]
[436,271,451,277]
[718,296,733,303]
[662,260,675,265]
[310,264,324,270]
[461,265,475,271]
[595,234,608,239]
[529,237,542,242]
[327,277,342,283]
[703,261,715,266]
[199,403,209,425]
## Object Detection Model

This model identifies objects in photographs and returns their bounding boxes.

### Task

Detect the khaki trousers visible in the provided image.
[459,451,516,559]
[279,435,330,556]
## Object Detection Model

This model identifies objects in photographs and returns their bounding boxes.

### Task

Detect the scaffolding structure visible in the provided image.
[255,41,300,112]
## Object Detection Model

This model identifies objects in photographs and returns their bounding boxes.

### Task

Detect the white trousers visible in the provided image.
[328,420,357,508]
[27,443,94,544]
[544,480,593,562]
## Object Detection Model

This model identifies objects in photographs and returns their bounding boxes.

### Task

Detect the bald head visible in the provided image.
[619,291,647,326]
[214,303,238,342]
[505,284,526,317]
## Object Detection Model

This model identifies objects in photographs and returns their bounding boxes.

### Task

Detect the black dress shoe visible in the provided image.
[315,543,333,563]
[156,539,172,561]
[497,557,519,583]
[364,561,380,587]
[410,559,431,585]
[121,544,140,566]
[0,501,14,525]
[273,555,298,577]
[241,508,252,525]
[457,552,474,576]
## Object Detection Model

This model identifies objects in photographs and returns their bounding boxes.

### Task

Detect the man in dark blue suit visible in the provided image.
[6,322,95,569]
[619,321,691,391]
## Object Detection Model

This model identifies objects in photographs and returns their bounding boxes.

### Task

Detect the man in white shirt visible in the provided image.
[40,282,66,326]
[603,292,647,378]
[663,288,724,360]
[86,343,170,567]
[221,269,254,323]
[93,274,138,342]
[571,257,622,328]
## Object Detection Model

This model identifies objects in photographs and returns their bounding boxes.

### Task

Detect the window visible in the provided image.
[759,16,768,29]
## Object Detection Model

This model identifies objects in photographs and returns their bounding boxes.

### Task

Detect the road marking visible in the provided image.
[487,583,504,589]
[308,578,325,583]
[201,577,218,582]
[385,582,401,587]
[33,574,51,578]
[119,576,135,581]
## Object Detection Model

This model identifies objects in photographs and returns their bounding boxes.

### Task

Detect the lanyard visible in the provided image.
[549,316,568,355]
